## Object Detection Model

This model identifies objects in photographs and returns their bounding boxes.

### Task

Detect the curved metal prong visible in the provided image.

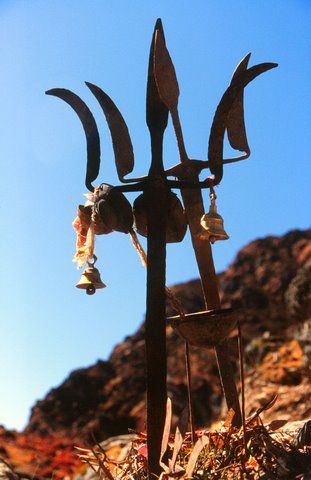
[85,82,137,183]
[46,88,100,192]
[227,53,251,154]
[208,60,278,184]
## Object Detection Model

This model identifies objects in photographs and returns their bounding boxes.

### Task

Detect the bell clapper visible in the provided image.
[86,284,96,295]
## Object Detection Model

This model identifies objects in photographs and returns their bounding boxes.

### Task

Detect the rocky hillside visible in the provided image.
[23,228,311,443]
[1,228,310,479]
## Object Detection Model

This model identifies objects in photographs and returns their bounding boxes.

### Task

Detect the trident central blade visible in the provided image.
[146,19,169,171]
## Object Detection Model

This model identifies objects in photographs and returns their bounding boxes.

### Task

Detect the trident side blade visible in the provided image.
[208,60,278,184]
[46,88,100,192]
[85,82,135,183]
[227,53,251,154]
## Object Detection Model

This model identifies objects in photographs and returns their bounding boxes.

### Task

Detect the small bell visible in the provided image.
[200,191,229,244]
[76,256,106,295]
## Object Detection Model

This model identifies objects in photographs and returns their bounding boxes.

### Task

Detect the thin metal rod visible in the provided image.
[185,342,195,446]
[171,106,188,162]
[238,320,247,452]
[115,178,215,193]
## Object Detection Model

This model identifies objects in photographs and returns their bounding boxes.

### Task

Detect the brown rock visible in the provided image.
[23,228,311,443]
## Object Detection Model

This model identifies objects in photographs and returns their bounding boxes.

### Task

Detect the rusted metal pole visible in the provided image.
[185,342,195,445]
[176,114,242,425]
[180,182,242,427]
[145,19,169,478]
[153,24,242,427]
[145,175,168,478]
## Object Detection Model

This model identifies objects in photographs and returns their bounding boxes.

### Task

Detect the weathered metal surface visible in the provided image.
[47,17,277,479]
[226,53,251,153]
[168,308,237,348]
[133,190,187,242]
[153,17,243,426]
[146,22,169,138]
[144,18,169,478]
[153,28,180,113]
[154,25,188,162]
[45,88,100,192]
[85,82,135,182]
[208,58,278,183]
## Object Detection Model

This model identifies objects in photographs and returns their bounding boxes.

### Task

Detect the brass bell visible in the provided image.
[200,192,229,244]
[76,256,106,295]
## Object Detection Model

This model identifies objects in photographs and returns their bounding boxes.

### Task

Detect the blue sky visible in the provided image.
[0,1,310,430]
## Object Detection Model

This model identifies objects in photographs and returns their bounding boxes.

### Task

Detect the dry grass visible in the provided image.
[76,399,311,480]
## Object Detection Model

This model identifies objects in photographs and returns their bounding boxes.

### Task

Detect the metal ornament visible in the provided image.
[76,256,106,295]
[133,191,187,243]
[47,17,278,478]
[168,308,237,348]
[200,191,229,243]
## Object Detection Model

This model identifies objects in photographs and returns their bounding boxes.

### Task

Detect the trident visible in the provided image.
[46,19,277,478]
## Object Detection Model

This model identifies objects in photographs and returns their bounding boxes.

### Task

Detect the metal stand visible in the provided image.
[47,18,277,479]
